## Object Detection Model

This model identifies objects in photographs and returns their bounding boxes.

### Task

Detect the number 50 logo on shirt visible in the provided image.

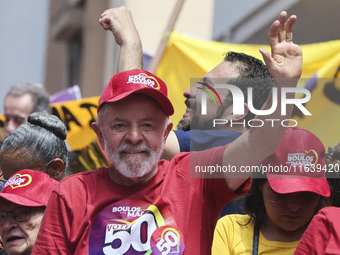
[150,226,185,255]
[88,198,185,254]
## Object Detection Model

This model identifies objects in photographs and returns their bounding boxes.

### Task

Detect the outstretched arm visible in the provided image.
[223,11,303,190]
[99,7,143,72]
[161,131,181,160]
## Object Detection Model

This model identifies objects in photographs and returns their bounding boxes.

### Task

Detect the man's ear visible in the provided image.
[163,121,173,143]
[92,122,105,149]
[221,102,249,121]
[229,102,249,121]
[47,158,64,181]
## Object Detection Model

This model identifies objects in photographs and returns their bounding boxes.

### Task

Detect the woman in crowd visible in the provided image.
[293,205,340,255]
[293,142,340,255]
[0,169,58,255]
[325,142,340,206]
[0,112,71,182]
[212,127,330,255]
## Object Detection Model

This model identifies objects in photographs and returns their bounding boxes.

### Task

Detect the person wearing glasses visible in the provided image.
[0,112,71,183]
[212,127,331,255]
[0,169,58,255]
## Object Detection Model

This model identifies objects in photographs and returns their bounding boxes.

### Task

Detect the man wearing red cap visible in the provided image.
[33,9,302,255]
[0,169,58,255]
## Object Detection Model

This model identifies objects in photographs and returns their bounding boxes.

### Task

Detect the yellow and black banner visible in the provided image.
[50,96,99,151]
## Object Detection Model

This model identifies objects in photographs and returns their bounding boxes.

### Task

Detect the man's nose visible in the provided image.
[183,83,200,99]
[125,125,143,144]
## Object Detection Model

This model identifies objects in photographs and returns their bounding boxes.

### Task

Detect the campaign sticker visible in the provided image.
[150,226,185,255]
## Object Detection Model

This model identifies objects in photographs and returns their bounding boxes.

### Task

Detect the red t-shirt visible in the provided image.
[294,206,340,255]
[32,146,250,255]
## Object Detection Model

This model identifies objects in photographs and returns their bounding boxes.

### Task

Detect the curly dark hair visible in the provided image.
[224,51,271,79]
[215,52,275,128]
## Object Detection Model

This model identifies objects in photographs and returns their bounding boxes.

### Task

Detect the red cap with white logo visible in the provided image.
[0,169,59,207]
[98,69,174,116]
[262,127,330,197]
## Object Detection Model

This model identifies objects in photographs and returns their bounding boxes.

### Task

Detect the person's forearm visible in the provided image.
[117,39,143,72]
[221,11,302,191]
[99,7,143,73]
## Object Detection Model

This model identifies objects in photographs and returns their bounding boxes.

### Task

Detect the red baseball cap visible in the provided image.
[98,69,174,116]
[262,127,330,197]
[0,169,59,207]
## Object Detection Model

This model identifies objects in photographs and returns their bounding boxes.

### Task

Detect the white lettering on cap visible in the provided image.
[127,74,160,90]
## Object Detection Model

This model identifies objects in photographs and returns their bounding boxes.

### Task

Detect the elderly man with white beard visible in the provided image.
[32,7,303,255]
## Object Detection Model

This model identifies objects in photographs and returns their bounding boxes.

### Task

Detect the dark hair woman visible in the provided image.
[0,112,71,181]
[212,127,330,255]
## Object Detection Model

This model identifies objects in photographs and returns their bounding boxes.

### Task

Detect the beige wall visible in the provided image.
[126,0,214,54]
[80,0,108,97]
[44,0,68,95]
[45,0,109,97]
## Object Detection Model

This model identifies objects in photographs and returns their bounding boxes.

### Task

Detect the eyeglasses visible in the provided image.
[38,159,55,172]
[0,207,31,226]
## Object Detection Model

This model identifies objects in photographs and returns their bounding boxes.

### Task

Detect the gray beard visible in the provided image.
[105,141,164,179]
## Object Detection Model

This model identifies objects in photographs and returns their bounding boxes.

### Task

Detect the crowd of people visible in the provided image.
[0,5,338,255]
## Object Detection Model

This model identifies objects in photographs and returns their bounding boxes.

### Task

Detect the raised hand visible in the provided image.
[99,6,143,72]
[99,6,140,47]
[260,11,303,79]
